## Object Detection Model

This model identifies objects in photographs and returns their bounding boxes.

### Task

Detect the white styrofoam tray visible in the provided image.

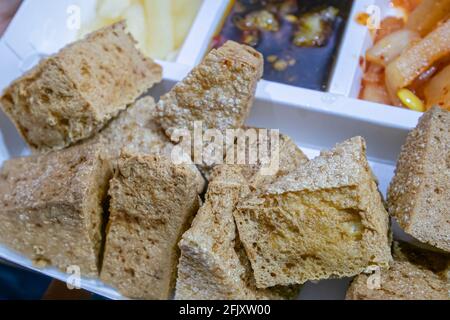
[0,0,423,299]
[0,0,423,128]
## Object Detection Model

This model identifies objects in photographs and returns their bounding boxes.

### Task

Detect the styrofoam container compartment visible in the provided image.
[0,0,424,299]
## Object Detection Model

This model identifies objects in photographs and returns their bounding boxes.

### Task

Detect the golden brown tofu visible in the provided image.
[0,144,112,277]
[388,107,450,252]
[235,137,392,288]
[346,241,449,300]
[100,153,205,299]
[1,22,162,152]
[156,41,263,142]
[176,141,307,300]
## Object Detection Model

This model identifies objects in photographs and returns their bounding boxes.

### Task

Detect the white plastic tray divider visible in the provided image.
[0,105,28,166]
[0,41,22,99]
[175,0,422,133]
[0,0,96,92]
[248,88,402,195]
[176,0,230,67]
[4,0,96,58]
[328,0,376,97]
[255,79,419,132]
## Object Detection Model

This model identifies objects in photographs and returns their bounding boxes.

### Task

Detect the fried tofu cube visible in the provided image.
[346,241,449,300]
[176,134,308,300]
[0,144,112,277]
[235,137,392,288]
[100,153,205,299]
[388,107,450,252]
[1,22,162,152]
[156,41,263,141]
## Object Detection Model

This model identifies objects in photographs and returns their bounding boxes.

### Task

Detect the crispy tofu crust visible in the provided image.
[176,165,301,300]
[388,107,450,252]
[156,41,263,142]
[0,144,112,277]
[87,96,172,160]
[1,22,162,152]
[235,137,392,288]
[100,153,205,299]
[346,241,449,300]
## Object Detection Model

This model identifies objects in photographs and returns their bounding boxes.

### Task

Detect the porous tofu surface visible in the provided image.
[176,165,299,300]
[1,22,162,151]
[388,107,450,252]
[90,96,172,160]
[0,144,111,277]
[100,153,205,299]
[235,137,392,288]
[156,41,263,141]
[346,242,449,300]
[197,129,308,182]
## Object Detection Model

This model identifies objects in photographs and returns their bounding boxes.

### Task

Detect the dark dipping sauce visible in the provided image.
[213,0,354,91]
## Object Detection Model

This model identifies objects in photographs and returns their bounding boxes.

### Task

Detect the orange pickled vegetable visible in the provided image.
[406,0,450,36]
[424,64,450,110]
[367,29,420,66]
[385,19,450,104]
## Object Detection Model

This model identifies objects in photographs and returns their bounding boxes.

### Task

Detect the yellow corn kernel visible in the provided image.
[397,89,425,112]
